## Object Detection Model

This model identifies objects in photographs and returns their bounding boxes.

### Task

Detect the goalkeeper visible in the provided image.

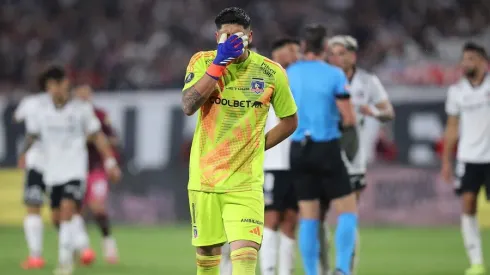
[181,7,298,275]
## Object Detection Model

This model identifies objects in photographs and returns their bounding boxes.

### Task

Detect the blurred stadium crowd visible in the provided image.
[0,0,489,93]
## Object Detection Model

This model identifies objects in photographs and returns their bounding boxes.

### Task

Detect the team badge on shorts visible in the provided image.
[250,78,265,94]
[185,72,195,83]
[193,226,198,238]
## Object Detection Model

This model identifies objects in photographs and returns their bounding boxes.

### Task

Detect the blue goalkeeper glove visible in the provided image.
[206,32,249,80]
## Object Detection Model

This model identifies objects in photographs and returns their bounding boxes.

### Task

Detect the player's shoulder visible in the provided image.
[448,78,468,93]
[189,50,216,64]
[355,67,377,79]
[323,62,346,78]
[93,106,108,120]
[186,50,215,71]
[257,53,286,73]
[21,93,47,105]
[93,106,105,115]
[70,98,94,111]
[356,67,383,85]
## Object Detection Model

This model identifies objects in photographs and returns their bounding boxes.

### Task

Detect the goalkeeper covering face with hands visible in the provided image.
[181,7,298,275]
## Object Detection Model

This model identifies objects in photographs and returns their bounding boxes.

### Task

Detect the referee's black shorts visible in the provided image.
[290,137,353,203]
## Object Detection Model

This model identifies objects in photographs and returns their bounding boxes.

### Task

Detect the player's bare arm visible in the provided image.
[374,101,395,122]
[265,113,298,150]
[441,115,459,183]
[21,133,39,155]
[360,100,394,122]
[88,131,121,182]
[181,75,218,116]
[18,133,39,168]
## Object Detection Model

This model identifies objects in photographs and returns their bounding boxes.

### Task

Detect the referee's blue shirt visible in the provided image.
[287,60,349,142]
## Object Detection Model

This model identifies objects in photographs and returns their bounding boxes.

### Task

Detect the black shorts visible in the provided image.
[23,169,46,206]
[290,138,353,203]
[454,162,490,199]
[264,170,298,212]
[350,174,366,192]
[47,180,85,209]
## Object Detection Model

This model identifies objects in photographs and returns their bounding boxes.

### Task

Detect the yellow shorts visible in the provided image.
[188,190,264,247]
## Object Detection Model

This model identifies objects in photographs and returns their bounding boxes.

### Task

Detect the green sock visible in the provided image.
[196,254,221,275]
[231,247,258,275]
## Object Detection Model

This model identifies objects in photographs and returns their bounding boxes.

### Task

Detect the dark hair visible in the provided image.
[271,38,300,52]
[463,42,488,60]
[214,7,251,29]
[302,24,327,54]
[38,66,66,91]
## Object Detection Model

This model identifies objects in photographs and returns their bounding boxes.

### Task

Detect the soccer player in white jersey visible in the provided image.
[441,42,490,275]
[325,35,394,274]
[19,66,121,275]
[260,38,301,275]
[15,90,50,269]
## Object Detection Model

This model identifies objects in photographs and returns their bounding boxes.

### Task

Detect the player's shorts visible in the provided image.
[188,190,264,247]
[23,169,46,206]
[48,180,85,209]
[319,174,366,216]
[290,137,353,204]
[350,174,367,192]
[454,162,490,199]
[84,168,109,204]
[264,170,298,212]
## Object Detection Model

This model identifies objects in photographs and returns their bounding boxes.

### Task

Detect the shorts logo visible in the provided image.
[193,226,198,238]
[249,226,261,236]
[185,72,195,83]
[250,78,265,94]
[241,218,264,225]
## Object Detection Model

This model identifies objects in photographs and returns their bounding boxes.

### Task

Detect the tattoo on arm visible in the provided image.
[182,87,207,115]
[22,134,38,154]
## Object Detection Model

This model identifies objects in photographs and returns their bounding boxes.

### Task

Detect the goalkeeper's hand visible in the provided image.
[206,32,249,80]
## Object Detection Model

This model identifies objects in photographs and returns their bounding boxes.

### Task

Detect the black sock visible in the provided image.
[94,213,111,237]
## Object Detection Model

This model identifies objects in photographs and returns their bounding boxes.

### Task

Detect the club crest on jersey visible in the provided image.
[250,78,265,94]
[193,226,198,238]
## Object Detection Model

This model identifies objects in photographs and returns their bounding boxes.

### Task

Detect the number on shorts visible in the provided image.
[24,185,43,204]
[454,162,465,189]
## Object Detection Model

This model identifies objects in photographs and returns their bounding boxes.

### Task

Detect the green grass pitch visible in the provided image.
[0,225,488,275]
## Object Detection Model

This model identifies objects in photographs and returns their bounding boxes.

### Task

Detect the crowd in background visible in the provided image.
[0,0,489,93]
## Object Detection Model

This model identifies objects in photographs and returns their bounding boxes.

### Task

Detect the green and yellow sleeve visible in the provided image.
[183,52,207,91]
[271,66,297,118]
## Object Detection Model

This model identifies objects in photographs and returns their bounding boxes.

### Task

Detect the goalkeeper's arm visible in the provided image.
[182,32,247,116]
[182,75,220,116]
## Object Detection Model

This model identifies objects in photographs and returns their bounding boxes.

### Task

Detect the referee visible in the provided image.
[287,24,358,275]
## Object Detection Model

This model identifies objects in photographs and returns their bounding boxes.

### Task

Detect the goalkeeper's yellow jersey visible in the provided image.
[183,50,297,193]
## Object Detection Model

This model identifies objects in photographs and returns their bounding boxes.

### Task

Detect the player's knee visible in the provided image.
[355,190,363,201]
[196,243,225,256]
[230,240,260,251]
[264,210,281,230]
[51,212,60,229]
[26,206,41,215]
[59,199,76,221]
[280,210,297,239]
[298,200,320,219]
[461,192,477,215]
[332,193,358,214]
[89,201,106,215]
